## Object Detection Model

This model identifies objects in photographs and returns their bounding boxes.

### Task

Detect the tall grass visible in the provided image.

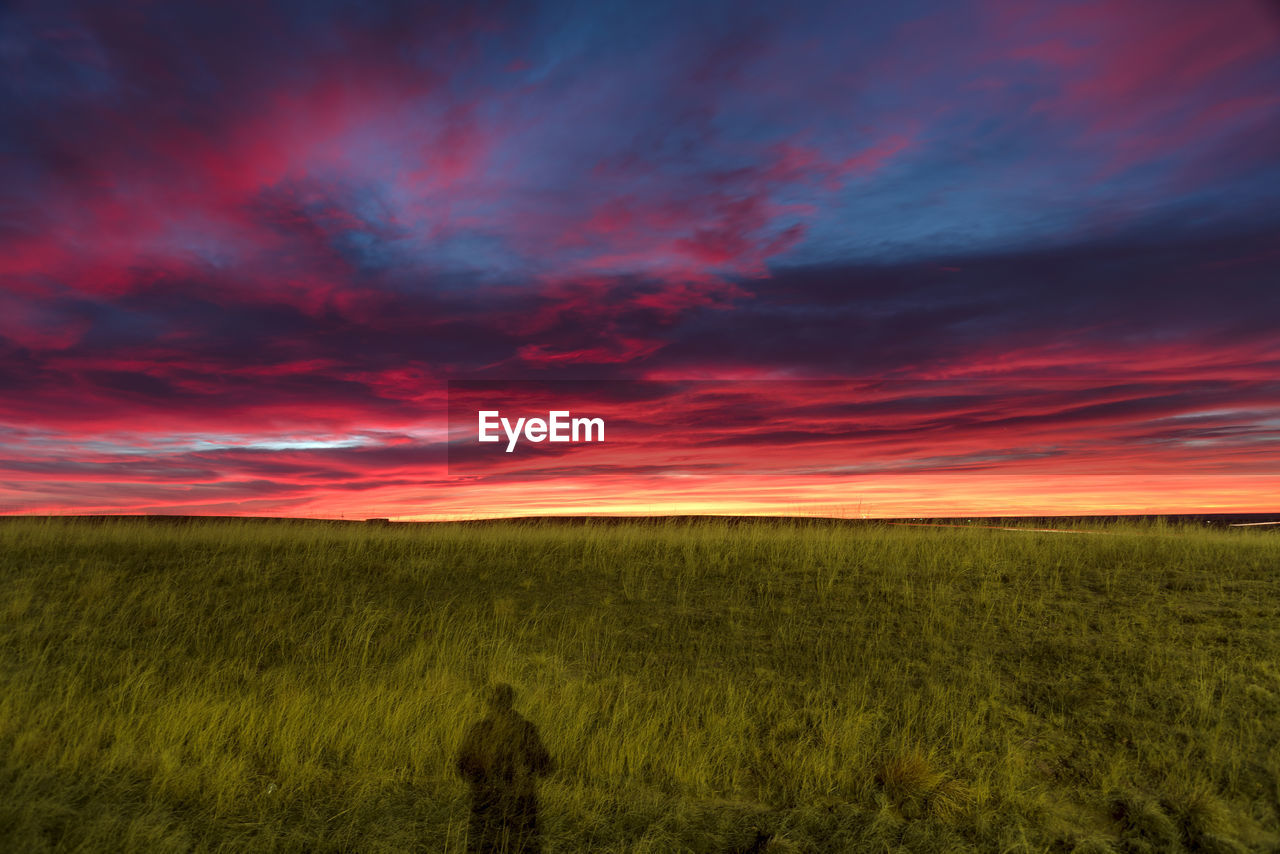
[0,518,1276,852]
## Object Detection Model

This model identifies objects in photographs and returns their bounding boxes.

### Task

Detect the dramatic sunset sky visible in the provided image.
[2,0,1278,519]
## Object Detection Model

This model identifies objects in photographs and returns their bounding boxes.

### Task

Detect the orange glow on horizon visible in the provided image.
[46,472,1261,522]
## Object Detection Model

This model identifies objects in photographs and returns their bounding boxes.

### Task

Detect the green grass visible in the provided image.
[0,517,1277,852]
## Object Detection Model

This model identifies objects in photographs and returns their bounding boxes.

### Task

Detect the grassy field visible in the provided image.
[0,517,1277,853]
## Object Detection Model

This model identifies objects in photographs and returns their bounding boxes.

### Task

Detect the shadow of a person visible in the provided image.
[455,683,555,854]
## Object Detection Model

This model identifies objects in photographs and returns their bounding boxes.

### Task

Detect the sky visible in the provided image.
[1,0,1278,519]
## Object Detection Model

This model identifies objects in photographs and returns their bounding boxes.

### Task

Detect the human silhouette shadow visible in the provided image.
[455,683,555,854]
